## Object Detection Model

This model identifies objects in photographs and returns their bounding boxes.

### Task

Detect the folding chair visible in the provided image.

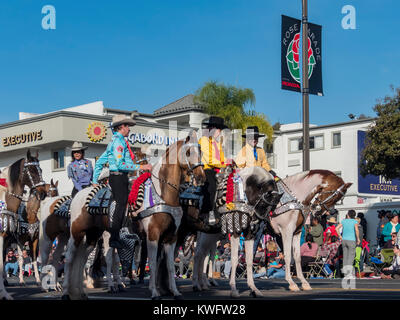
[381,248,395,267]
[307,247,331,278]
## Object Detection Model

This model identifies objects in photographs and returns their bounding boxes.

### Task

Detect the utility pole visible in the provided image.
[302,0,310,171]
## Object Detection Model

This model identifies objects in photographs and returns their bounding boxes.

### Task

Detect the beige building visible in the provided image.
[0,96,208,196]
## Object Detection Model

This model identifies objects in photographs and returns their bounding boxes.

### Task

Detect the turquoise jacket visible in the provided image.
[93,132,139,183]
[382,222,400,243]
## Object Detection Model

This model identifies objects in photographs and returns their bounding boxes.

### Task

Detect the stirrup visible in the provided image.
[208,210,216,225]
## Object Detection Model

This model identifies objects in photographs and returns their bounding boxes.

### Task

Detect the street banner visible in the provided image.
[308,22,323,96]
[281,15,301,93]
[281,15,323,96]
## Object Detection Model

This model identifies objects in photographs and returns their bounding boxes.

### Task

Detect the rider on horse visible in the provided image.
[198,116,228,227]
[92,115,152,249]
[235,126,273,173]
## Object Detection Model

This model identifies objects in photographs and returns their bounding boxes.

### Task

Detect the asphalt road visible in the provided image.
[5,276,400,300]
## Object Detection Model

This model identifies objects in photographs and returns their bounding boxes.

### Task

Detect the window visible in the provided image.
[53,149,65,170]
[332,132,341,148]
[289,135,324,153]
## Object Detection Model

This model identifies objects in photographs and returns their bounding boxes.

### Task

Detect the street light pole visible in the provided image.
[302,0,310,171]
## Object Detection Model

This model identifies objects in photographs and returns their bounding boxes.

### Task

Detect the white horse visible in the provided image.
[192,167,280,297]
[193,167,352,295]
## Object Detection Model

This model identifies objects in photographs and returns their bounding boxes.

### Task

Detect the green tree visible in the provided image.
[194,81,273,141]
[360,87,400,179]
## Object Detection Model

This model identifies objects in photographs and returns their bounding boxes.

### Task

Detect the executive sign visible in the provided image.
[2,130,43,147]
[358,130,400,195]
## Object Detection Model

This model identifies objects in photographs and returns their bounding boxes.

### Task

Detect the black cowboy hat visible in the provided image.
[242,126,265,138]
[202,116,228,130]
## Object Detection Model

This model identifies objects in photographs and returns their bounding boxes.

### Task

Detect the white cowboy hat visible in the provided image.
[109,115,136,128]
[71,141,88,152]
[327,216,337,223]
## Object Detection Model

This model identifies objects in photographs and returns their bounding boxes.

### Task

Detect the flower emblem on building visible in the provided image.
[87,122,107,142]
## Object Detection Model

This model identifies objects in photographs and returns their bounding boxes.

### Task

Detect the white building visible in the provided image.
[270,118,400,246]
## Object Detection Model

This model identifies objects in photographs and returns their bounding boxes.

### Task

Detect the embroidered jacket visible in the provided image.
[93,132,139,184]
[198,136,226,170]
[235,143,271,171]
[67,159,93,191]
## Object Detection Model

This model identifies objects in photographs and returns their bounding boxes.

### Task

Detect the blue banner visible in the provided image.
[358,130,400,195]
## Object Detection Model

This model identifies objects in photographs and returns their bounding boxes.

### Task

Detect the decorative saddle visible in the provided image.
[85,185,113,215]
[53,196,73,219]
[215,170,256,236]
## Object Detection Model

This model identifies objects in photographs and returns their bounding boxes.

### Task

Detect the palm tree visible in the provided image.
[194,81,273,140]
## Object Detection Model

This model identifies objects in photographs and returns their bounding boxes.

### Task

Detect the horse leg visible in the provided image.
[292,232,312,291]
[192,232,204,291]
[164,242,183,299]
[280,224,300,292]
[202,254,211,288]
[147,239,161,299]
[52,235,67,291]
[0,236,13,300]
[103,235,116,292]
[229,235,240,298]
[76,239,94,300]
[17,244,25,285]
[245,239,263,297]
[112,249,125,291]
[208,241,218,287]
[31,239,41,285]
[62,237,78,299]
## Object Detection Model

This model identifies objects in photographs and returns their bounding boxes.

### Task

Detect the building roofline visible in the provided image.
[0,111,193,131]
[273,117,376,135]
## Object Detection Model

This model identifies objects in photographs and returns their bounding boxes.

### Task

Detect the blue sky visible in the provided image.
[1,0,399,126]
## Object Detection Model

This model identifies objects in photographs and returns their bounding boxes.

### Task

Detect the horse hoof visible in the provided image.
[174,295,184,300]
[289,285,300,292]
[302,284,312,291]
[118,284,126,292]
[231,290,240,298]
[61,294,71,300]
[107,287,118,294]
[152,296,162,300]
[250,290,264,298]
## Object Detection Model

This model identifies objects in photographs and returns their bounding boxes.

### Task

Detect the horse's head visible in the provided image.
[45,179,59,197]
[177,130,206,186]
[309,170,352,216]
[22,150,47,200]
[242,167,283,219]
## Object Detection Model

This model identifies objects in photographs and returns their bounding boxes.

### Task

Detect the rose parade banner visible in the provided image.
[281,15,323,96]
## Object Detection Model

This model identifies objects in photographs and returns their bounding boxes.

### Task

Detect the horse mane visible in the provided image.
[8,158,25,191]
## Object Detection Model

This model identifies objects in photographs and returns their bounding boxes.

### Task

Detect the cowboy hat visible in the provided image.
[109,114,136,128]
[71,141,88,152]
[202,116,228,130]
[327,217,337,224]
[242,126,265,139]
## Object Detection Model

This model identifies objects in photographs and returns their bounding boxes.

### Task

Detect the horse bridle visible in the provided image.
[23,161,46,200]
[310,183,346,215]
[153,142,204,191]
[252,181,281,221]
[180,143,204,174]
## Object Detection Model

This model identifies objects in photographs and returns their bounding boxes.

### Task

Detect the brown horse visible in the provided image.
[61,131,205,300]
[0,150,47,300]
[15,181,59,286]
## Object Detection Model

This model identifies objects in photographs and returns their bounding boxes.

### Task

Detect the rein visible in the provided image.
[310,183,346,214]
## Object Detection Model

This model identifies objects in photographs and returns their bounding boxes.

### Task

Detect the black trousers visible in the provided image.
[109,173,129,236]
[201,169,217,214]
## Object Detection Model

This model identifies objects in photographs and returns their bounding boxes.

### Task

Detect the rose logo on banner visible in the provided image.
[286,33,316,83]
